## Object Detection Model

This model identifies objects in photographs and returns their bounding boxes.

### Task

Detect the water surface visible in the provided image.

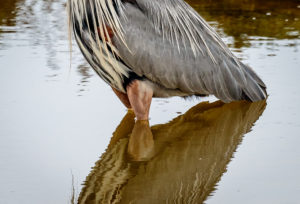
[0,0,299,203]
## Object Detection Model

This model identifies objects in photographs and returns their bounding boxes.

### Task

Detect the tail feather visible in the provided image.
[218,61,267,102]
[243,64,266,88]
[241,69,267,102]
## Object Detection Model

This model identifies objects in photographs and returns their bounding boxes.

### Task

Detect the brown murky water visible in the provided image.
[0,0,299,203]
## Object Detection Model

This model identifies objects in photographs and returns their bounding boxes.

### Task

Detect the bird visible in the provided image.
[67,0,267,120]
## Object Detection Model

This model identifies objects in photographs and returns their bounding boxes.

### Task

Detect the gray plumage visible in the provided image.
[68,0,267,102]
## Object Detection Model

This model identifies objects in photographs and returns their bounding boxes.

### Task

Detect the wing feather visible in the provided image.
[115,0,267,102]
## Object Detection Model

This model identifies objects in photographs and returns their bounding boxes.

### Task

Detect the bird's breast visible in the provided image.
[97,25,115,42]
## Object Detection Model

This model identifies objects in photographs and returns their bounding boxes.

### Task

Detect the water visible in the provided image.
[0,0,299,203]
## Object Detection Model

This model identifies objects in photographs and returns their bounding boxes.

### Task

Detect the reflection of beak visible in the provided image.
[128,120,154,161]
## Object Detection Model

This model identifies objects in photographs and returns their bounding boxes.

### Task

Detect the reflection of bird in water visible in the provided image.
[67,0,267,120]
[77,100,266,204]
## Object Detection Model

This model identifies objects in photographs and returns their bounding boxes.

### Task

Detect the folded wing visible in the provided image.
[114,0,266,102]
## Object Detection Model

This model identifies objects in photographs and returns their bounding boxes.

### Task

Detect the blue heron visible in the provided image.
[67,0,267,120]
